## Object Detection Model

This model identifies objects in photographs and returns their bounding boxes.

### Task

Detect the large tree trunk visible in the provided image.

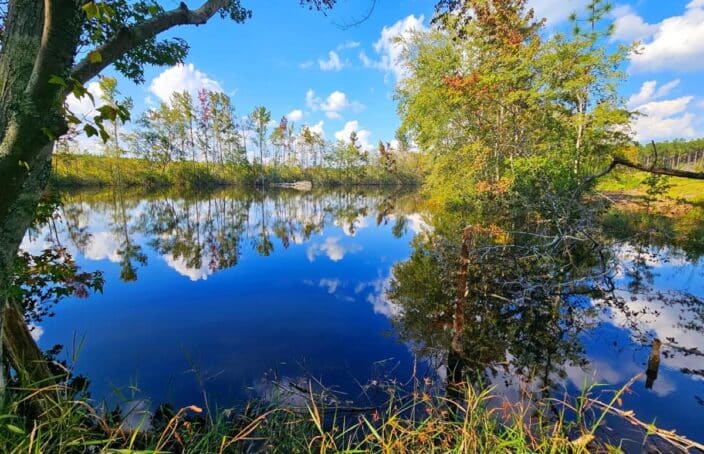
[0,0,84,396]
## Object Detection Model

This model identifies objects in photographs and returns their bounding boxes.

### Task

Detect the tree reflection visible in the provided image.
[387,192,704,401]
[15,194,104,327]
[109,192,147,282]
[52,187,419,282]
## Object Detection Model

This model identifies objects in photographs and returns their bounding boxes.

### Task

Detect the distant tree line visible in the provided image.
[57,77,417,181]
[637,139,704,170]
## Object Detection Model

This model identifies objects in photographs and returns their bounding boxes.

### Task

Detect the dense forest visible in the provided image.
[636,138,704,169]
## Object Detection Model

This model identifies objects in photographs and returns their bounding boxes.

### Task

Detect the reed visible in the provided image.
[2,372,699,453]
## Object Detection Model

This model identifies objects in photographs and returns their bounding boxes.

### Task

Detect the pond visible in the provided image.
[20,187,704,444]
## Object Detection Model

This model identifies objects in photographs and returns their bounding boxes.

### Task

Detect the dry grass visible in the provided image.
[1,373,701,453]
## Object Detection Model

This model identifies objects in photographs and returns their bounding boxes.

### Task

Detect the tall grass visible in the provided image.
[2,372,698,453]
[51,154,419,189]
[597,167,704,204]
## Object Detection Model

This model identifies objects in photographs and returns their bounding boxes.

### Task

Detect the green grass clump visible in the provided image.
[2,373,694,453]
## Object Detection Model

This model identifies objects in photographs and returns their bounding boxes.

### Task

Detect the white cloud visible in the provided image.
[357,275,400,318]
[65,81,104,120]
[29,324,44,342]
[163,252,213,281]
[362,15,426,82]
[149,63,223,103]
[337,41,361,51]
[632,98,696,143]
[287,109,303,122]
[318,51,346,71]
[322,91,349,119]
[306,236,361,262]
[334,214,368,237]
[628,80,699,142]
[359,50,372,68]
[305,89,317,110]
[83,231,122,263]
[627,79,680,109]
[300,60,314,69]
[527,0,589,26]
[602,248,704,377]
[305,89,364,120]
[309,120,325,138]
[621,1,704,72]
[334,120,372,150]
[319,278,341,294]
[611,5,659,43]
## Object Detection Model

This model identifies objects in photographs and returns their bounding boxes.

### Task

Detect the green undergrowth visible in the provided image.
[597,168,704,204]
[50,154,419,190]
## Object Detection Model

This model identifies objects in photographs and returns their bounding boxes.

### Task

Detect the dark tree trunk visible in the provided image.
[0,0,84,395]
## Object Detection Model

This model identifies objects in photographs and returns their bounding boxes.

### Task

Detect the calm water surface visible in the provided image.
[21,187,704,442]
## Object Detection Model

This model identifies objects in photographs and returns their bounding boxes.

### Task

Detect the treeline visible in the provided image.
[637,138,704,169]
[51,153,421,189]
[56,79,422,186]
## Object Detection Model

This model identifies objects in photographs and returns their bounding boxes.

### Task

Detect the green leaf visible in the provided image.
[117,105,131,122]
[66,114,82,125]
[5,424,25,435]
[98,128,110,143]
[97,105,117,121]
[41,127,56,140]
[84,124,98,137]
[82,2,99,19]
[88,51,102,64]
[102,4,115,21]
[48,75,67,88]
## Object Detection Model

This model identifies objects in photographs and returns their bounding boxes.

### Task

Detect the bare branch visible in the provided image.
[332,0,376,30]
[610,156,704,180]
[584,155,704,189]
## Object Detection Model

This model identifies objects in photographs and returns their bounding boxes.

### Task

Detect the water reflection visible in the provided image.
[386,198,704,441]
[18,187,704,443]
[22,187,425,412]
[22,188,423,284]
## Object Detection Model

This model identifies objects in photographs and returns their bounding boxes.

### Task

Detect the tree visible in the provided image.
[300,125,321,169]
[285,119,297,166]
[209,91,234,165]
[249,105,271,167]
[397,0,636,206]
[97,77,132,160]
[171,91,196,163]
[196,88,212,166]
[270,116,287,167]
[130,103,176,172]
[378,140,396,174]
[337,130,367,180]
[0,0,335,395]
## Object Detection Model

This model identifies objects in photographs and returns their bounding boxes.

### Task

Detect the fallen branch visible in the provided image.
[610,156,704,180]
[588,399,704,453]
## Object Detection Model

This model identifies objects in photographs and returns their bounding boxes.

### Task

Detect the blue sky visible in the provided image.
[72,0,704,150]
